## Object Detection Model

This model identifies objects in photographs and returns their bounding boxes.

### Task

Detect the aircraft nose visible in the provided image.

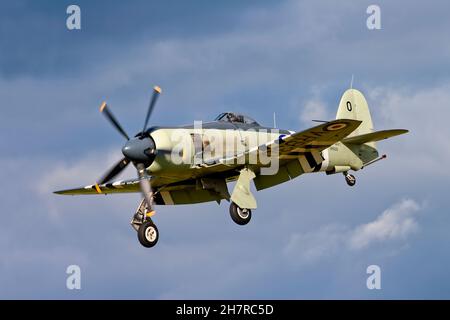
[122,137,156,164]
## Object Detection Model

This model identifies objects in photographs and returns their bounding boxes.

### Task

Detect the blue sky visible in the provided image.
[1,0,450,299]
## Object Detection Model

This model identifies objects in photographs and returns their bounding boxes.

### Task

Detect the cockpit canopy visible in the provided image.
[214,112,260,126]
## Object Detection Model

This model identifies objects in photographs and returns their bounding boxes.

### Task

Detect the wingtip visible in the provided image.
[391,129,409,135]
[53,188,76,195]
[333,118,362,124]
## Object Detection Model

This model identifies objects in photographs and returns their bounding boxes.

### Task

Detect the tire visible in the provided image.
[229,202,252,225]
[345,174,356,186]
[137,221,159,248]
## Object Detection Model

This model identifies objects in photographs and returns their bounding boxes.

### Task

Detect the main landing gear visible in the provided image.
[229,202,252,225]
[138,221,159,248]
[344,172,356,187]
[131,199,159,248]
[228,168,256,226]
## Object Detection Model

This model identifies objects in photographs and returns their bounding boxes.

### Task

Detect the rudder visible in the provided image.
[336,89,374,145]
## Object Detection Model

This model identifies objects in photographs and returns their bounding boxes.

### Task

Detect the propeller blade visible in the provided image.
[142,86,162,134]
[98,157,130,185]
[100,102,130,140]
[136,163,154,212]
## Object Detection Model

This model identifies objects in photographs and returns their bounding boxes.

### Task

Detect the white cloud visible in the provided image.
[36,149,133,195]
[349,198,421,250]
[33,149,138,221]
[299,99,330,125]
[284,198,422,264]
[366,83,450,178]
[284,224,346,264]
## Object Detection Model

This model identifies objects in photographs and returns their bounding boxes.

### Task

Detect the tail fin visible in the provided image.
[336,89,374,136]
[321,88,408,173]
[332,88,408,169]
[336,88,376,148]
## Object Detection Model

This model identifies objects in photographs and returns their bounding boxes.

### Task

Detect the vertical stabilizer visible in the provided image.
[336,89,375,148]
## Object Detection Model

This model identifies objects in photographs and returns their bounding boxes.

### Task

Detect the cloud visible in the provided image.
[349,198,421,250]
[284,198,422,264]
[36,149,132,195]
[284,224,347,263]
[299,99,330,125]
[31,148,138,222]
[364,83,450,179]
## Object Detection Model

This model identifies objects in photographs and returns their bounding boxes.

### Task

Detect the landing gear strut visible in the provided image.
[229,202,252,225]
[131,198,159,248]
[344,172,356,186]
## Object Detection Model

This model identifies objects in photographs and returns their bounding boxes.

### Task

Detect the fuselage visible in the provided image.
[144,119,377,180]
[145,120,287,177]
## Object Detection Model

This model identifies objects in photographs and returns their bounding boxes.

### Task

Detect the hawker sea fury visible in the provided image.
[55,86,408,248]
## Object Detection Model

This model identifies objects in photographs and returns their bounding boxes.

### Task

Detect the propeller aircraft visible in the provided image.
[55,86,408,248]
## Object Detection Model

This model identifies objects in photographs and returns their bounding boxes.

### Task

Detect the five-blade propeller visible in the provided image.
[96,86,162,213]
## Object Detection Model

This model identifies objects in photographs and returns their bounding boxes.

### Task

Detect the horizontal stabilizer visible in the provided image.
[342,129,408,145]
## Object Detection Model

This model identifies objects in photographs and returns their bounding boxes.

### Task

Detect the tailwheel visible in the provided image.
[344,172,356,187]
[229,202,252,225]
[137,220,159,248]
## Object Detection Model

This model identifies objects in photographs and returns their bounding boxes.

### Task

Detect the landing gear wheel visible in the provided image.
[345,173,356,187]
[137,221,159,248]
[229,202,252,225]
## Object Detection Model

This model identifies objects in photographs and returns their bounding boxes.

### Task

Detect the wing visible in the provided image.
[53,173,186,196]
[53,179,141,195]
[54,176,229,205]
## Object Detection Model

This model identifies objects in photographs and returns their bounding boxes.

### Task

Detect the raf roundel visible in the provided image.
[324,122,348,131]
